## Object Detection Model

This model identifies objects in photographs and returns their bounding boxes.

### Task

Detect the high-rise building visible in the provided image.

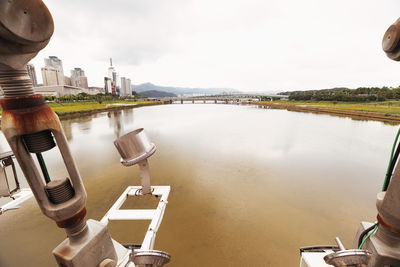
[107,58,118,95]
[41,66,64,86]
[120,77,126,96]
[120,77,132,97]
[126,78,131,96]
[70,68,89,89]
[104,77,112,94]
[71,67,85,78]
[64,76,72,86]
[26,64,38,87]
[42,56,64,86]
[44,56,64,75]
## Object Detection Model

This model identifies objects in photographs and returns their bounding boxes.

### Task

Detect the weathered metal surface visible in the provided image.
[0,70,34,96]
[132,250,170,266]
[22,129,56,153]
[0,95,87,222]
[377,154,400,231]
[0,1,121,267]
[383,18,400,61]
[0,150,19,197]
[138,159,152,195]
[53,220,118,267]
[360,224,400,267]
[45,177,75,204]
[114,128,156,166]
[324,250,371,267]
[323,238,371,266]
[0,95,59,135]
[114,128,156,194]
[303,17,400,267]
[55,207,86,229]
[0,0,53,70]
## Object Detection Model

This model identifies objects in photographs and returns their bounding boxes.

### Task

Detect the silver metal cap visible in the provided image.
[132,250,171,266]
[324,249,372,267]
[114,128,156,166]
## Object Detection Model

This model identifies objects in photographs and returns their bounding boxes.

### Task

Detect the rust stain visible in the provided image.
[0,94,61,135]
[56,207,86,228]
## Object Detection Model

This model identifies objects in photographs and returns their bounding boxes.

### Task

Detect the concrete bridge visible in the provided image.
[167,94,288,104]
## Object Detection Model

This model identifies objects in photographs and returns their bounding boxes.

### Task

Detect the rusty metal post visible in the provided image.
[0,1,118,266]
[378,17,400,233]
[350,17,400,267]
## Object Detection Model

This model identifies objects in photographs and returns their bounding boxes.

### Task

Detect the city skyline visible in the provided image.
[28,0,400,92]
[27,55,134,97]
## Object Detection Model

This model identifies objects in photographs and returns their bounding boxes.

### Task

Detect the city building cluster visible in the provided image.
[104,58,132,97]
[26,56,133,97]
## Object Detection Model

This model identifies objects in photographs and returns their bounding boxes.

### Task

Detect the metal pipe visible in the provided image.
[334,237,345,251]
[36,153,51,183]
[139,159,152,194]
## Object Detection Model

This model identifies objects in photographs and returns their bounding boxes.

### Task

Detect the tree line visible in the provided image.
[280,86,400,102]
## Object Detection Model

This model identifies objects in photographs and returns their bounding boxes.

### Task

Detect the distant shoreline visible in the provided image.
[253,101,400,125]
[57,101,170,120]
[2,99,398,126]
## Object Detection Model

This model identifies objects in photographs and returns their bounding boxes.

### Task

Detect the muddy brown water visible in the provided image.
[0,104,396,266]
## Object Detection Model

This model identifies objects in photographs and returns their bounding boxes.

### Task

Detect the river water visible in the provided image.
[0,103,397,266]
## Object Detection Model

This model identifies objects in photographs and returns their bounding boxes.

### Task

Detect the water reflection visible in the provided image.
[123,108,134,125]
[60,119,73,141]
[0,104,397,266]
[108,111,123,138]
[60,115,97,141]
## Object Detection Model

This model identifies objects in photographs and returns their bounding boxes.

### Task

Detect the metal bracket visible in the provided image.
[101,186,170,250]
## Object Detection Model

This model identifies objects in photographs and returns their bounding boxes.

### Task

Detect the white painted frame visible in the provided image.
[101,185,170,250]
[0,188,33,214]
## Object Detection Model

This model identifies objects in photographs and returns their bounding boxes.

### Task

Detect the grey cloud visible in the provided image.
[45,0,190,65]
[37,0,400,90]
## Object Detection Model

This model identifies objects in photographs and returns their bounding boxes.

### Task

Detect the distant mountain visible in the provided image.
[133,82,241,96]
[139,90,177,98]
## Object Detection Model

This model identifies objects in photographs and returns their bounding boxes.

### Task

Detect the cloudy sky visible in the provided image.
[31,0,400,92]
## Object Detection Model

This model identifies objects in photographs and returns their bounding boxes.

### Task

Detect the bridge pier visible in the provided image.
[181,99,183,104]
[203,100,206,104]
[215,100,217,104]
[192,100,194,104]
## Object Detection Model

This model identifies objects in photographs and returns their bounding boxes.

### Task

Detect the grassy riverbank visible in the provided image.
[254,100,400,124]
[258,100,400,114]
[0,100,165,118]
[48,100,163,115]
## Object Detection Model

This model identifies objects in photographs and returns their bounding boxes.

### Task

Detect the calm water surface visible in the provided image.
[0,104,397,266]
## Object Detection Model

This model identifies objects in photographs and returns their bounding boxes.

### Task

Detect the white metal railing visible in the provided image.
[0,188,33,214]
[101,185,170,250]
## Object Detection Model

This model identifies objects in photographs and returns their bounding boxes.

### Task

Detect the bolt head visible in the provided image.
[0,0,54,44]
